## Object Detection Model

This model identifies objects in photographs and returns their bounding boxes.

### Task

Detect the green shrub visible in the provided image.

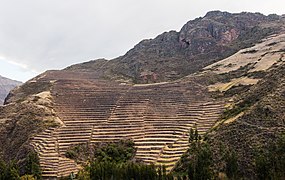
[255,133,285,179]
[94,139,136,163]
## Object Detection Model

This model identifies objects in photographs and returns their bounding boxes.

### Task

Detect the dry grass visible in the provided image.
[204,33,285,74]
[208,77,260,92]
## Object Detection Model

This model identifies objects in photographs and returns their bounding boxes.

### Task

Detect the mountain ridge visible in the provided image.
[66,11,285,83]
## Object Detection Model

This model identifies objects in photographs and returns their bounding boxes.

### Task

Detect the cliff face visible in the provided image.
[66,11,284,83]
[0,75,21,104]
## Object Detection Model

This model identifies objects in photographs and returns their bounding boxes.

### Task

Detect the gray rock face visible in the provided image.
[0,75,21,104]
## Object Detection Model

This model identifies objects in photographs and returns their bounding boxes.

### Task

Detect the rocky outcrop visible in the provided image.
[66,11,285,83]
[0,75,21,105]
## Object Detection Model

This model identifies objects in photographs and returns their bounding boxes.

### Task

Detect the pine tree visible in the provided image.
[189,128,194,143]
[158,165,162,180]
[188,140,213,180]
[6,162,20,180]
[194,128,199,142]
[225,150,238,179]
[25,152,41,179]
[162,165,167,180]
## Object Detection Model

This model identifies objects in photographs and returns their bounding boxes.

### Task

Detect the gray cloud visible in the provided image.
[0,0,284,79]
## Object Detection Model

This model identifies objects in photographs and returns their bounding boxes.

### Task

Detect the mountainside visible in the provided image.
[0,11,285,179]
[207,62,285,177]
[173,31,285,178]
[67,11,284,83]
[0,75,21,104]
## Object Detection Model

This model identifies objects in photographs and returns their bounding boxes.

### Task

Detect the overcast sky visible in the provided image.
[0,0,284,82]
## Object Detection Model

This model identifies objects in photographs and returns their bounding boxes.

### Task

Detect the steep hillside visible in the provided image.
[206,62,285,178]
[206,33,285,178]
[66,11,284,83]
[173,30,285,178]
[0,75,21,104]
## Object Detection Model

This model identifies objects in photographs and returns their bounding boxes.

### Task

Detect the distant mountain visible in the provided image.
[0,75,21,104]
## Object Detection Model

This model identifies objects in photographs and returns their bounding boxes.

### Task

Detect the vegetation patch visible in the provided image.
[174,127,239,179]
[65,139,136,164]
[208,77,258,92]
[254,134,285,179]
[94,140,136,163]
[0,152,41,179]
[221,98,254,120]
[246,70,267,79]
[175,128,285,179]
[64,139,181,180]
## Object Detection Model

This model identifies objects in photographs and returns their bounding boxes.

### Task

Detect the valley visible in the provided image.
[0,11,284,179]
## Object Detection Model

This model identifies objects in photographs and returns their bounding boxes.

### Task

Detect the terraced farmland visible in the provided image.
[30,71,224,178]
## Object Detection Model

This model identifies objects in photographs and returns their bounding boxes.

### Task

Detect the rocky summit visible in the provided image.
[0,11,284,179]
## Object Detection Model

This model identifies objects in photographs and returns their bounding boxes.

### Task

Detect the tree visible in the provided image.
[162,165,167,180]
[4,161,20,180]
[195,143,213,180]
[194,128,199,142]
[25,152,41,179]
[158,165,162,180]
[0,159,6,179]
[225,150,238,179]
[255,153,271,180]
[77,169,90,180]
[255,133,285,179]
[188,127,213,180]
[189,128,194,143]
